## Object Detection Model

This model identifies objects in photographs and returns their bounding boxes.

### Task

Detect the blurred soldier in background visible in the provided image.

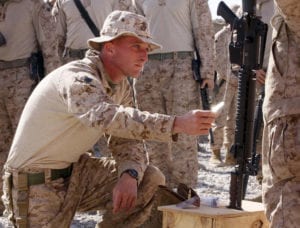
[39,0,62,74]
[210,2,273,168]
[209,4,241,166]
[262,0,300,227]
[133,0,215,188]
[0,0,45,214]
[52,0,135,64]
[254,0,274,176]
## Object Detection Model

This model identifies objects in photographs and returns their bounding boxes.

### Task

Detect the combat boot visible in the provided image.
[224,151,236,166]
[209,149,222,165]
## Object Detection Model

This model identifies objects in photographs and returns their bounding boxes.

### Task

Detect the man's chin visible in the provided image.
[130,72,142,78]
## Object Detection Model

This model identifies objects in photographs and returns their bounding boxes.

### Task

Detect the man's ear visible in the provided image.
[104,42,115,55]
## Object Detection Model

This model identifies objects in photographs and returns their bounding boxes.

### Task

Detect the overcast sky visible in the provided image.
[209,0,241,19]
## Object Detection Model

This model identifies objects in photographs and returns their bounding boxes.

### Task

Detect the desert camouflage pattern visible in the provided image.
[134,56,200,188]
[0,0,46,163]
[256,0,275,70]
[133,0,214,188]
[3,47,177,226]
[262,117,300,228]
[3,154,165,227]
[6,50,175,177]
[52,0,135,62]
[0,0,45,213]
[88,10,160,53]
[262,0,300,227]
[0,67,36,213]
[210,25,238,151]
[263,1,300,123]
[0,0,43,60]
[39,1,62,73]
[134,0,214,80]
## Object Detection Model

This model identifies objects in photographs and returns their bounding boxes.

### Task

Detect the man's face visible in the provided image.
[110,36,149,78]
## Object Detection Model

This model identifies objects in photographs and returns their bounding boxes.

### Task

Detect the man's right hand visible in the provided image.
[173,110,216,136]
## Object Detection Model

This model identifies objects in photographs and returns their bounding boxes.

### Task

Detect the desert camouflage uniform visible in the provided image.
[253,0,274,183]
[211,25,238,157]
[0,0,45,213]
[39,0,62,74]
[52,0,135,64]
[262,0,300,227]
[3,50,176,227]
[209,6,240,165]
[133,0,214,188]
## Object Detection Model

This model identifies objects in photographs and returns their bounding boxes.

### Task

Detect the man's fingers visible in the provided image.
[126,196,136,211]
[113,193,136,213]
[113,193,122,214]
[120,194,130,211]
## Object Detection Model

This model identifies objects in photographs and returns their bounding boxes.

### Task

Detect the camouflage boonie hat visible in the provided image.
[88,10,161,52]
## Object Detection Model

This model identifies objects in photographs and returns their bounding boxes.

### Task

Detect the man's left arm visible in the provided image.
[108,80,148,214]
[275,0,300,37]
[109,137,147,213]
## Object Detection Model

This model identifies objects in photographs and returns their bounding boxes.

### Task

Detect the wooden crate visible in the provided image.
[158,200,269,228]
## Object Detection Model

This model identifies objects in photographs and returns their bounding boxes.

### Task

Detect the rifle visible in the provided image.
[192,50,214,144]
[242,85,264,198]
[217,0,268,209]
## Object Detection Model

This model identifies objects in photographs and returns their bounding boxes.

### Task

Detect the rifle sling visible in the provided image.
[73,0,99,37]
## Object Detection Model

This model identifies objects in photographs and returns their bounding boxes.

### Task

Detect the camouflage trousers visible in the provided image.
[262,115,300,228]
[0,66,35,212]
[210,81,237,151]
[134,56,200,188]
[2,154,165,228]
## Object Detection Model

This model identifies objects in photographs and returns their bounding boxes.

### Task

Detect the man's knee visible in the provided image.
[143,165,165,186]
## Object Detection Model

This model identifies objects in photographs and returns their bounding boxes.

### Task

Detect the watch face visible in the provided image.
[125,169,138,180]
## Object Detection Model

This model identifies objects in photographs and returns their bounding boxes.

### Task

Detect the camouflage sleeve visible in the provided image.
[61,73,175,182]
[31,0,60,74]
[38,5,63,74]
[214,26,229,81]
[190,0,215,80]
[275,0,300,37]
[61,72,175,142]
[31,0,44,47]
[109,137,148,184]
[107,79,148,182]
[52,0,67,47]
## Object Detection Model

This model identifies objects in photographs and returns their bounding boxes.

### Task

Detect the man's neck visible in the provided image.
[100,54,124,84]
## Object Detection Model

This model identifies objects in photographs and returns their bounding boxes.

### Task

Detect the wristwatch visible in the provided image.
[122,169,139,181]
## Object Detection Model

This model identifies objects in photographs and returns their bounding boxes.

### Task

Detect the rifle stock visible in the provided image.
[217,1,239,27]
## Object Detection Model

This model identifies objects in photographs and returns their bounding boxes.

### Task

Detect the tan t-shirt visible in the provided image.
[0,0,43,61]
[134,0,214,80]
[53,0,134,50]
[6,50,175,179]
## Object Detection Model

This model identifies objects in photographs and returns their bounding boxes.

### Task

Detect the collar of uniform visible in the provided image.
[98,60,119,95]
[85,50,126,96]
